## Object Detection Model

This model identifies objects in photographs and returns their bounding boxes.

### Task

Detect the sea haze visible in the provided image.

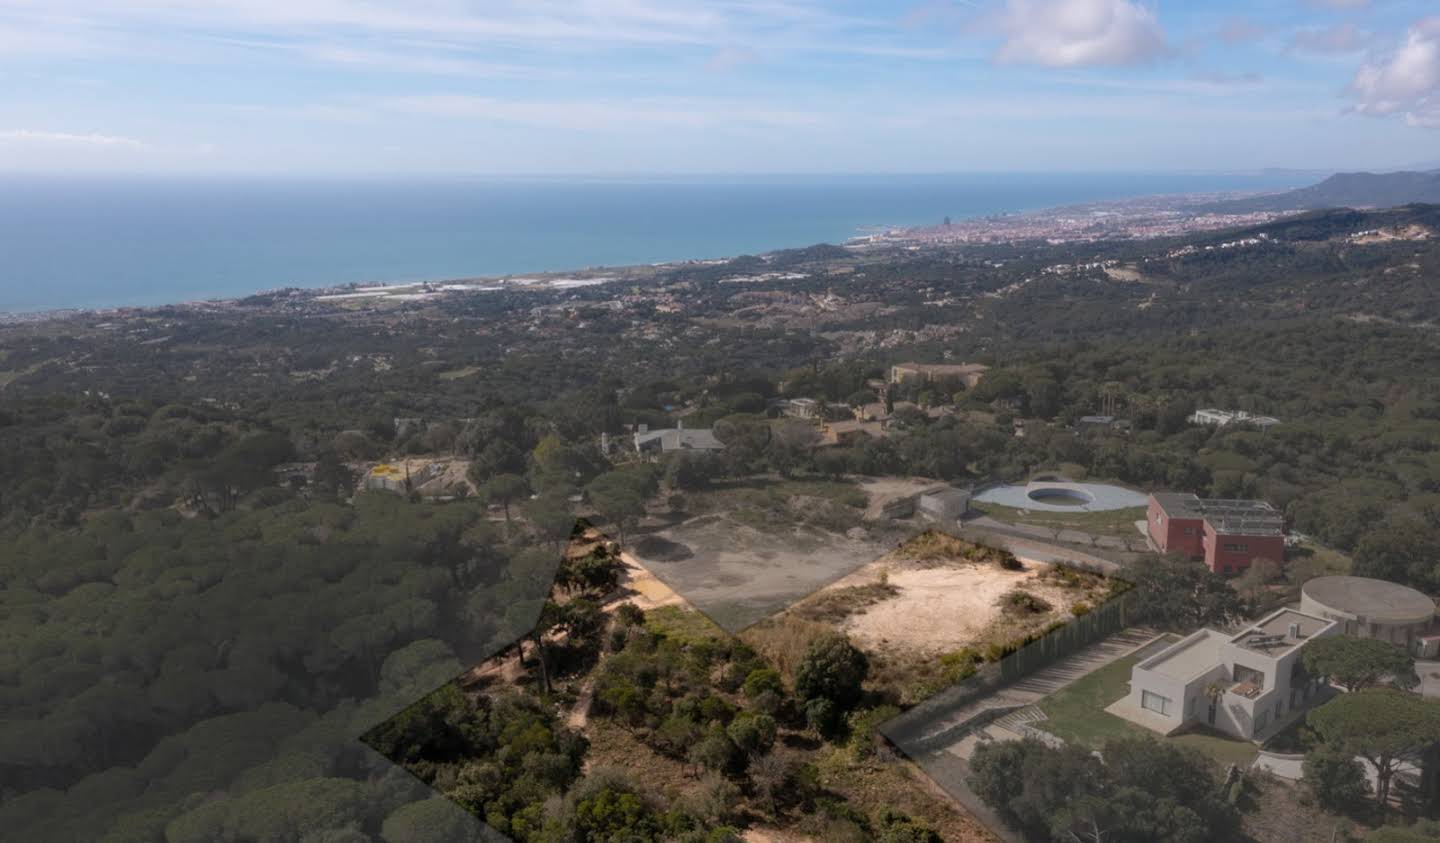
[0,172,1312,312]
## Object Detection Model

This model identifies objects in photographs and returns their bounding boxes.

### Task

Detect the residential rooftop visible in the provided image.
[1230,608,1334,657]
[892,361,990,375]
[634,428,724,451]
[1139,628,1229,681]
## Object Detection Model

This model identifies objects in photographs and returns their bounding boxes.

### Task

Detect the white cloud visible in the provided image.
[0,0,938,66]
[993,0,1167,67]
[1304,0,1370,9]
[1349,17,1440,129]
[0,129,146,147]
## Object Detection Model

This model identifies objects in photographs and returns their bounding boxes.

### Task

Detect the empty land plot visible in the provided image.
[750,531,1113,703]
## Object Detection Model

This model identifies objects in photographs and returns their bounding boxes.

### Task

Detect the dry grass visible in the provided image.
[789,581,900,625]
[899,530,1019,569]
[741,615,836,682]
[813,746,996,842]
[585,717,699,801]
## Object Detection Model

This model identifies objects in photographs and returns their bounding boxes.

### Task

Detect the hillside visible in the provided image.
[1201,170,1440,213]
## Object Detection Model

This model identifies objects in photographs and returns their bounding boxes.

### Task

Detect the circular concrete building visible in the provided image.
[1300,576,1436,651]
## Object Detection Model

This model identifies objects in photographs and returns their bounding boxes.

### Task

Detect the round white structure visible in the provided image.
[1300,576,1436,650]
[973,479,1148,513]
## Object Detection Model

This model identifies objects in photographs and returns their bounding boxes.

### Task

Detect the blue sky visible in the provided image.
[0,0,1437,175]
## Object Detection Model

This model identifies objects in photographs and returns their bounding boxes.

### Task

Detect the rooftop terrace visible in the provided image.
[1230,608,1334,657]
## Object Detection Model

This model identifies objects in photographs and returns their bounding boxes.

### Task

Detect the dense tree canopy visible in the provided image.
[1308,690,1440,806]
[968,737,1240,843]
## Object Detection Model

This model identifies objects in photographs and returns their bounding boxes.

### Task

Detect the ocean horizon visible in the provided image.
[0,171,1313,313]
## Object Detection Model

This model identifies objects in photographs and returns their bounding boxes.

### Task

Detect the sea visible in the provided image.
[0,171,1314,313]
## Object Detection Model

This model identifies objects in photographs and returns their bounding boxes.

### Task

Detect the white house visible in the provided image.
[632,423,725,456]
[1110,608,1338,740]
[1190,408,1281,430]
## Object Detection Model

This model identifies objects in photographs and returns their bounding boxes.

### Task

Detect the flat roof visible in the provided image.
[1150,493,1284,536]
[1139,628,1228,681]
[1230,608,1334,656]
[1302,576,1436,623]
[892,361,989,374]
[635,428,724,450]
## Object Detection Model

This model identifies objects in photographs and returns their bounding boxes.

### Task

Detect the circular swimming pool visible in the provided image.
[975,480,1147,512]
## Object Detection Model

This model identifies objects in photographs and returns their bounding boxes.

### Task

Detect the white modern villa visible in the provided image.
[1109,608,1338,740]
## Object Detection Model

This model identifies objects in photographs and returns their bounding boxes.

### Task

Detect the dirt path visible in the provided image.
[567,677,596,730]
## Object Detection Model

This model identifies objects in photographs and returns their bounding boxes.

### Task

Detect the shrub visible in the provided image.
[680,772,740,826]
[874,807,942,843]
[794,633,869,711]
[999,589,1053,615]
[688,725,740,774]
[748,755,794,812]
[614,602,645,628]
[725,713,777,757]
[804,697,840,736]
[848,704,901,759]
[742,668,785,700]
[1303,746,1370,811]
[748,688,783,716]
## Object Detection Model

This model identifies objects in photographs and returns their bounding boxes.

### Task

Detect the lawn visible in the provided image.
[971,501,1147,538]
[1035,634,1260,770]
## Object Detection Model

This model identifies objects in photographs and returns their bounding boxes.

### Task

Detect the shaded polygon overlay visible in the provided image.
[360,514,913,840]
[346,524,585,843]
[359,520,628,842]
[365,509,1141,842]
[622,483,940,631]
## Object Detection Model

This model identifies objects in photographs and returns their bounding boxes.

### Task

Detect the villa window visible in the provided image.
[1141,690,1173,716]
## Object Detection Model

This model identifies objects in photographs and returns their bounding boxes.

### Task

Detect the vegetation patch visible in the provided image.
[998,589,1053,616]
[790,579,901,625]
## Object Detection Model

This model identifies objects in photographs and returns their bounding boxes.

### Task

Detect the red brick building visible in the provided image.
[1147,492,1286,576]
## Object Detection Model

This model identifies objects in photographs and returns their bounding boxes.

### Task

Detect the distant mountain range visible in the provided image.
[1200,169,1440,214]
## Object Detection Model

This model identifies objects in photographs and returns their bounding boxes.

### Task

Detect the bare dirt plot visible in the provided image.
[758,533,1114,703]
[844,565,1044,656]
[827,558,1090,659]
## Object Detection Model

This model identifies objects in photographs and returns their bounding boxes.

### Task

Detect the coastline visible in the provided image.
[0,183,1295,321]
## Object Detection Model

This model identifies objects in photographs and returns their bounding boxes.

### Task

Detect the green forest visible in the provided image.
[2,205,1440,841]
